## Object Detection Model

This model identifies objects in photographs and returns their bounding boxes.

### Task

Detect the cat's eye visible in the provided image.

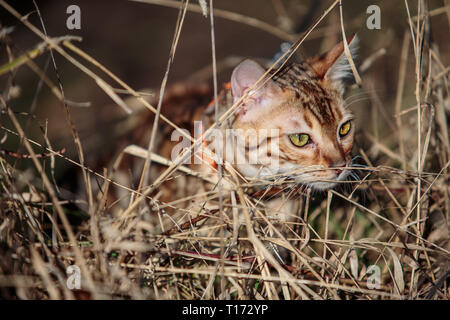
[289,133,310,147]
[339,121,352,137]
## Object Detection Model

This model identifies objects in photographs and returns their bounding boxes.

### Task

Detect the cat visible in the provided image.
[108,35,359,226]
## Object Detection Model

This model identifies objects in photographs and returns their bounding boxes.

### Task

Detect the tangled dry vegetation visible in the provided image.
[0,0,449,300]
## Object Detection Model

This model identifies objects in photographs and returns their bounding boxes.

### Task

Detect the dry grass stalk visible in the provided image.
[0,0,448,300]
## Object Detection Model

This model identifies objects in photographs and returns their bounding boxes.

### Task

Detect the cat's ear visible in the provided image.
[231,59,281,122]
[309,34,358,93]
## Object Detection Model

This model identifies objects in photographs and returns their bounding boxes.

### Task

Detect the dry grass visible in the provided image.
[0,0,448,300]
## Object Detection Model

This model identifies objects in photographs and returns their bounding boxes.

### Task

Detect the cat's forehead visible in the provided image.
[272,63,344,125]
[273,104,340,135]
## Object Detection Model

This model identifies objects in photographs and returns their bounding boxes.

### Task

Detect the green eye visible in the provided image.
[289,133,310,147]
[339,121,351,137]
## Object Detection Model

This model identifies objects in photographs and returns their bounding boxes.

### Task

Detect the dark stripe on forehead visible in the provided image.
[271,63,309,80]
[303,113,313,128]
[313,85,335,125]
[271,63,336,125]
[332,103,343,120]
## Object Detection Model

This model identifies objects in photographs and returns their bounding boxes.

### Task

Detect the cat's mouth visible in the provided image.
[245,163,351,191]
[298,166,350,191]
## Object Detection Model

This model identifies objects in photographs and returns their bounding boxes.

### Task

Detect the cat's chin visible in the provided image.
[307,181,339,191]
[303,169,350,191]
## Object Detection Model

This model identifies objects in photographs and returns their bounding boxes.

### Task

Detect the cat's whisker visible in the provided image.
[345,96,372,108]
[351,155,365,162]
[344,91,369,104]
[349,171,361,182]
[344,87,385,104]
[350,163,367,168]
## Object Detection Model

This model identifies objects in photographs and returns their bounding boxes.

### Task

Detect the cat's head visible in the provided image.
[230,36,358,190]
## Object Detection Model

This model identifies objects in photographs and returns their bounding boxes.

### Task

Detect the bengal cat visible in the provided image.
[113,35,359,227]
